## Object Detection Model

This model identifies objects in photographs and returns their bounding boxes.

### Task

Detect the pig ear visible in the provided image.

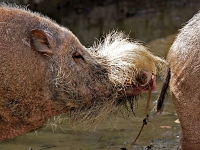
[30,29,53,54]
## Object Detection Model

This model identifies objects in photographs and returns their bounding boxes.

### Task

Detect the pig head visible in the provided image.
[0,4,165,140]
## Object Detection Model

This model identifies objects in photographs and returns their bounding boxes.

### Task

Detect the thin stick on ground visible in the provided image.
[130,86,152,148]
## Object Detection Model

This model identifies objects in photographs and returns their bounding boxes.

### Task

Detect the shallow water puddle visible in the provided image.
[1,76,181,150]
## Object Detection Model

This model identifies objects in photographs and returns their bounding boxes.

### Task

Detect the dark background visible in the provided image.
[1,0,200,48]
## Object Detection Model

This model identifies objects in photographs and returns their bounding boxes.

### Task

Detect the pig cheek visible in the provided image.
[68,68,93,106]
[78,85,92,106]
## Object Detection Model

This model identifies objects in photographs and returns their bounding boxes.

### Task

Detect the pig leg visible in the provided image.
[170,62,200,150]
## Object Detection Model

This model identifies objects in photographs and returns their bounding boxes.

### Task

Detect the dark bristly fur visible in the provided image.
[156,68,171,112]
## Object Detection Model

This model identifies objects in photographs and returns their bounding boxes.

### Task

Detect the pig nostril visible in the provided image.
[72,52,85,63]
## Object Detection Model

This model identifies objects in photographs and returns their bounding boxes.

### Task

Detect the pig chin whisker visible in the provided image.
[65,96,139,130]
[116,96,139,115]
[67,97,117,130]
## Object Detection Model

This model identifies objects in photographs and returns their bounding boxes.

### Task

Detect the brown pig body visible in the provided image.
[0,4,165,140]
[157,11,200,150]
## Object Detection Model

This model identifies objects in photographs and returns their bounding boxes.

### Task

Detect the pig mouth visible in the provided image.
[119,71,156,97]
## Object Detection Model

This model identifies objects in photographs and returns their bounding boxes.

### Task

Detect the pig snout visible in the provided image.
[122,71,156,96]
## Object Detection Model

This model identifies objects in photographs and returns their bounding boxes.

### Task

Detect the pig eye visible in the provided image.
[72,51,84,62]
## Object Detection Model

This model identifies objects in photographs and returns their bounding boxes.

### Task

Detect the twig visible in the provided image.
[130,86,152,149]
